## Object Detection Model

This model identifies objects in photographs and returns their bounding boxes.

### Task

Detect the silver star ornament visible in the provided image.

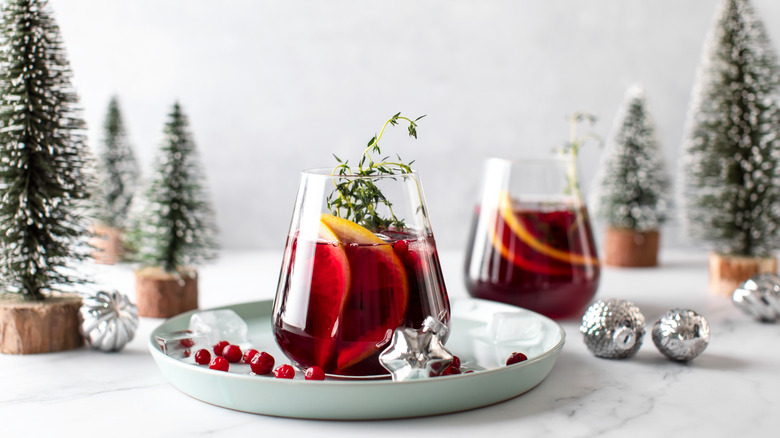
[379,317,453,381]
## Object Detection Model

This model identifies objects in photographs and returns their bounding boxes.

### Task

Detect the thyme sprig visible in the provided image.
[327,113,425,231]
[558,111,600,199]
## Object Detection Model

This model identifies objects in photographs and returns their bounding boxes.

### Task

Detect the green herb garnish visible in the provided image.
[327,112,425,231]
[559,111,599,199]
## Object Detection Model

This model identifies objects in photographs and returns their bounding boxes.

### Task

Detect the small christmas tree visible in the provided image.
[91,96,139,263]
[680,0,780,293]
[0,0,91,353]
[131,102,216,317]
[95,96,139,229]
[591,85,671,267]
[0,0,91,300]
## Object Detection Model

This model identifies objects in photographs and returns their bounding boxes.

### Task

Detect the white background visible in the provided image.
[47,0,780,251]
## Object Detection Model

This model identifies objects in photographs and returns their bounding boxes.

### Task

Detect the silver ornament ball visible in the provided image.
[580,299,645,359]
[652,309,710,361]
[733,273,780,322]
[80,290,139,352]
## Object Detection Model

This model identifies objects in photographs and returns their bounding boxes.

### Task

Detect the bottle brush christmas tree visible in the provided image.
[131,101,216,317]
[680,0,780,295]
[0,0,91,353]
[92,96,139,264]
[591,85,671,267]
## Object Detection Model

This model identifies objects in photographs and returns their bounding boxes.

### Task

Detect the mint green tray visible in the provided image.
[149,298,565,420]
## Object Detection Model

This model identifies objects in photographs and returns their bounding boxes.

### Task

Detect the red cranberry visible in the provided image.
[209,356,229,372]
[222,345,242,363]
[441,366,461,376]
[304,366,325,380]
[179,338,195,348]
[439,355,461,376]
[194,349,211,365]
[274,364,295,379]
[213,340,229,356]
[404,250,421,268]
[249,352,275,375]
[243,348,259,364]
[393,240,408,254]
[182,349,191,358]
[506,352,528,366]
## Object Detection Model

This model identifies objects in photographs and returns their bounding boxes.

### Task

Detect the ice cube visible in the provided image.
[188,309,250,347]
[483,311,543,346]
[155,330,208,360]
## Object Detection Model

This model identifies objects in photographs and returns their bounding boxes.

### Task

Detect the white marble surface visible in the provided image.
[2,249,779,436]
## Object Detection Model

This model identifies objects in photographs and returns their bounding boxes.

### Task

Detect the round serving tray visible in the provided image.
[149,297,565,420]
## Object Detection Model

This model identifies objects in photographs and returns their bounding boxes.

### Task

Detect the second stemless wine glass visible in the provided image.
[464,157,600,319]
[273,169,450,377]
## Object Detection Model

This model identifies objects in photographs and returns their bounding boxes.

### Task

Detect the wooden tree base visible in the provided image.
[0,294,84,354]
[603,228,660,267]
[709,252,777,296]
[135,267,198,318]
[90,223,124,265]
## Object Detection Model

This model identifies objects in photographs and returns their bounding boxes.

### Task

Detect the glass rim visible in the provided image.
[301,167,421,179]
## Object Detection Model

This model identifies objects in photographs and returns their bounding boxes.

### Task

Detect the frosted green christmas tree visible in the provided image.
[0,0,92,300]
[131,102,216,273]
[680,0,780,258]
[591,85,670,232]
[95,96,139,229]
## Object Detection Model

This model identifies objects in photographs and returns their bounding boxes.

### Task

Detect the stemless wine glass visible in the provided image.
[464,157,600,319]
[273,169,450,377]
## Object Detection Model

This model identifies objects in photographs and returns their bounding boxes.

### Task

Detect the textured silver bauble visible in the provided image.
[652,309,710,361]
[80,290,139,352]
[733,273,780,322]
[580,299,645,359]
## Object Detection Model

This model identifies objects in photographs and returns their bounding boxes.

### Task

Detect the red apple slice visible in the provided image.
[318,214,410,374]
[304,222,351,369]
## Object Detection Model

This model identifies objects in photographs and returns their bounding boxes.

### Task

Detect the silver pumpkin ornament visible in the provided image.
[80,290,139,352]
[651,309,710,361]
[732,273,780,322]
[580,299,645,359]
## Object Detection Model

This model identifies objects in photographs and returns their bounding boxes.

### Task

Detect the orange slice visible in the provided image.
[496,191,599,266]
[488,223,575,275]
[320,213,387,245]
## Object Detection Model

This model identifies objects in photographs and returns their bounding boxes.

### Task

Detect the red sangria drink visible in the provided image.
[464,157,600,319]
[274,214,449,376]
[465,197,599,319]
[273,112,449,377]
